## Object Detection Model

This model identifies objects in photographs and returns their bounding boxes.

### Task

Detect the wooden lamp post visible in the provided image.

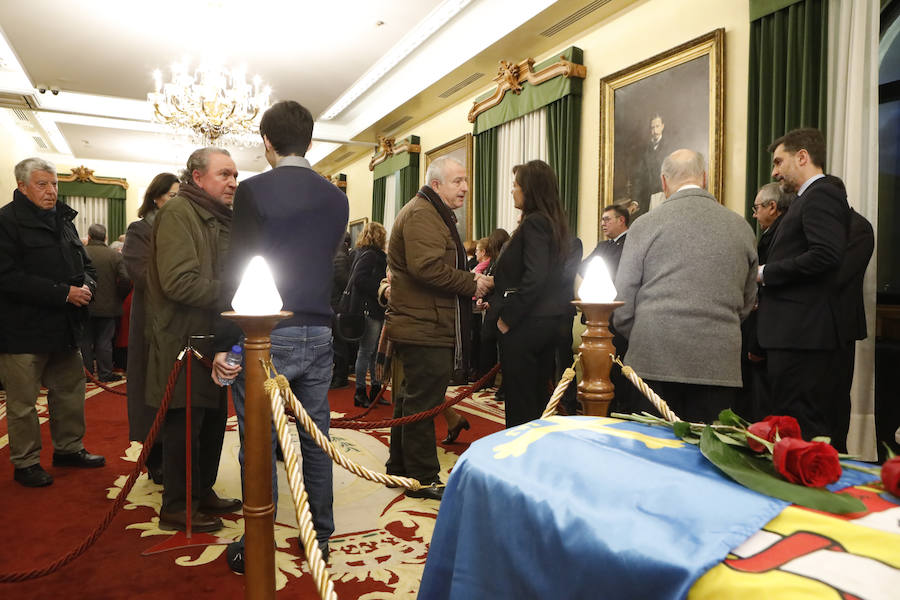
[573,257,623,417]
[222,257,290,600]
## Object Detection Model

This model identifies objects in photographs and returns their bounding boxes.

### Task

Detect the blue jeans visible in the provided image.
[353,316,383,391]
[231,325,334,543]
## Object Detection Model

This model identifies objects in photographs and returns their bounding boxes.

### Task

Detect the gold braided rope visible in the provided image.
[267,372,337,600]
[611,355,682,423]
[263,370,423,491]
[540,356,579,419]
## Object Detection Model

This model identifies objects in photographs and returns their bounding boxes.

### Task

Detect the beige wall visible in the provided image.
[341,0,750,248]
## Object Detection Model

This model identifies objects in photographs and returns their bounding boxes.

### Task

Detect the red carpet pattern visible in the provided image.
[0,375,503,598]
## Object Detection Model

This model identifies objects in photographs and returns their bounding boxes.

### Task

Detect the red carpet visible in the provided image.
[0,376,503,598]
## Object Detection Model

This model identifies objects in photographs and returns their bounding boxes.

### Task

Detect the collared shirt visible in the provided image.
[676,184,702,192]
[612,231,627,243]
[276,155,312,170]
[797,173,825,196]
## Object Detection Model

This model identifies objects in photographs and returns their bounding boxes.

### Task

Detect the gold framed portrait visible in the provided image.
[348,216,369,249]
[598,28,725,232]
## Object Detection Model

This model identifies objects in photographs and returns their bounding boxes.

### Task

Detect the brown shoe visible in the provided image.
[158,509,223,533]
[199,493,242,515]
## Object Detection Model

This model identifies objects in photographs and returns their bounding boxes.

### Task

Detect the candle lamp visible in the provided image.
[223,256,290,600]
[573,257,623,417]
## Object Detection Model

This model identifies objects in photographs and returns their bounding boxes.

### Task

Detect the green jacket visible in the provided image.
[384,194,476,348]
[144,195,230,409]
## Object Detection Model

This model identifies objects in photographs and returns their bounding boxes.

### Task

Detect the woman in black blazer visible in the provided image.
[487,160,576,428]
[350,222,388,407]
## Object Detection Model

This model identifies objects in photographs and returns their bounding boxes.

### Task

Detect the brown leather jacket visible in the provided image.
[384,194,475,348]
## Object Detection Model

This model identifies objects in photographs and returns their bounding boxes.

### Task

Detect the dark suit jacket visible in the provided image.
[487,213,577,331]
[835,208,874,344]
[581,232,627,279]
[757,176,850,350]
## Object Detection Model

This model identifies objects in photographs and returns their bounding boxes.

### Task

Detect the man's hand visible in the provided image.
[474,273,494,298]
[384,284,391,301]
[475,297,489,312]
[66,284,92,306]
[211,351,242,386]
[497,317,510,334]
[757,264,764,284]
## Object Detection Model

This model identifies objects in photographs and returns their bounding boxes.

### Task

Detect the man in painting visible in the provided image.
[631,113,671,217]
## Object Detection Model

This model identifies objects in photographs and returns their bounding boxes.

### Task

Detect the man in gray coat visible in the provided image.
[613,149,757,423]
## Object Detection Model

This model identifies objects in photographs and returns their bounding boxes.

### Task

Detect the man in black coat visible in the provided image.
[0,157,105,487]
[757,129,851,440]
[330,233,352,388]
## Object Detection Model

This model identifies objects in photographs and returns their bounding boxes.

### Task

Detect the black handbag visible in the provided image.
[334,252,367,343]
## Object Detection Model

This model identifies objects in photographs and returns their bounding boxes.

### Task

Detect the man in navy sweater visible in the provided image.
[213,100,349,572]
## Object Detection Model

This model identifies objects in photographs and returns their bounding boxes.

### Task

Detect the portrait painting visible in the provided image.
[599,29,724,230]
[425,133,474,241]
[348,217,368,249]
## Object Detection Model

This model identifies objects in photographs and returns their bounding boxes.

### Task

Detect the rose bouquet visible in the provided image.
[614,409,899,514]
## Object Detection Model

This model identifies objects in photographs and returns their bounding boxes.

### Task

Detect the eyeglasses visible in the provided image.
[752,201,772,212]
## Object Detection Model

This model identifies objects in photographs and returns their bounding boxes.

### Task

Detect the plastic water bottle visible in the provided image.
[218,345,243,386]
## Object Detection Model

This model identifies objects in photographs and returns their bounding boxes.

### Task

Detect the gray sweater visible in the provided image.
[613,187,758,387]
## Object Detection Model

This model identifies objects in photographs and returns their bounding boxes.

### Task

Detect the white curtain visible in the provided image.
[495,108,548,233]
[827,0,880,461]
[65,196,107,240]
[382,173,398,238]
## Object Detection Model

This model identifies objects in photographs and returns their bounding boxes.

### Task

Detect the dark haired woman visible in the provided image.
[487,160,578,428]
[122,172,179,482]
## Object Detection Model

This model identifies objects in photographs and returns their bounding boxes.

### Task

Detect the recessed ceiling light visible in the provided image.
[376,20,385,27]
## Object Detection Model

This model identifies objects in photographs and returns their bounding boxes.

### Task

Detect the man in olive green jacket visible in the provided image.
[145,147,241,532]
[384,157,492,501]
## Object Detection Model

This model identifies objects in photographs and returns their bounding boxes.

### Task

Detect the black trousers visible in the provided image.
[386,344,452,484]
[767,349,836,440]
[638,380,736,424]
[500,316,561,428]
[828,341,856,453]
[162,406,227,513]
[81,316,116,377]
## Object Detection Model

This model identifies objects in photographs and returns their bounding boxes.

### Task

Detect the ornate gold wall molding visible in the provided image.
[368,136,422,171]
[467,56,587,123]
[58,165,129,189]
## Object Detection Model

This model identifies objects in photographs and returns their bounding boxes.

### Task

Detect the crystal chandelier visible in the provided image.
[148,61,272,146]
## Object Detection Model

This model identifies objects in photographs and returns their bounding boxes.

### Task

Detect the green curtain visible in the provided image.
[474,128,498,238]
[398,156,420,207]
[745,0,828,222]
[107,198,126,241]
[547,94,582,233]
[372,177,386,223]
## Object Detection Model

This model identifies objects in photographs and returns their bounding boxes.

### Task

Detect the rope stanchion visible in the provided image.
[264,365,422,492]
[83,367,128,396]
[268,365,337,600]
[611,355,682,423]
[540,356,579,419]
[0,353,188,583]
[332,363,500,430]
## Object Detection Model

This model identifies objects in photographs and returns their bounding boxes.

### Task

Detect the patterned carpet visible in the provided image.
[0,374,504,598]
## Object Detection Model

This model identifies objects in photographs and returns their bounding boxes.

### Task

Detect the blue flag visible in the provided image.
[419,416,875,600]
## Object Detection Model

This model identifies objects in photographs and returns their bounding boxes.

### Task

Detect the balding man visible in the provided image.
[613,149,758,423]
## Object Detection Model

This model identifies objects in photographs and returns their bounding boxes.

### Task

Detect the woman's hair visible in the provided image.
[476,237,489,253]
[139,172,179,218]
[486,228,510,260]
[357,221,387,250]
[512,160,569,259]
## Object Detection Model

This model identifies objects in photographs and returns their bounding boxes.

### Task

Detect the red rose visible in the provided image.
[746,415,803,452]
[773,437,841,487]
[883,457,900,497]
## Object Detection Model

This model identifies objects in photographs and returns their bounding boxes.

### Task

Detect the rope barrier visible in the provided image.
[540,356,579,420]
[331,363,501,430]
[83,367,128,396]
[267,363,338,600]
[611,355,682,423]
[0,353,188,583]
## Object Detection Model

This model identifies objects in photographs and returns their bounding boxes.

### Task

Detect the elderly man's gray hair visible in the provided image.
[660,149,706,186]
[180,147,231,184]
[757,182,793,213]
[14,157,57,183]
[88,223,107,241]
[425,156,463,188]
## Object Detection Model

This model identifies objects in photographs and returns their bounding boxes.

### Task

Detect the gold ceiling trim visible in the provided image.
[58,165,129,190]
[368,136,422,171]
[468,56,587,123]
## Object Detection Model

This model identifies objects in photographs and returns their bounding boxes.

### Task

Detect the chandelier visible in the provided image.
[148,61,272,146]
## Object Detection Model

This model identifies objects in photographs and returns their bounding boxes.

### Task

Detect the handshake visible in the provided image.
[474,273,494,298]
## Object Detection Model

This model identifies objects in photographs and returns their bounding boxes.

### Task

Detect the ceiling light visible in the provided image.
[320,0,473,121]
[147,60,272,146]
